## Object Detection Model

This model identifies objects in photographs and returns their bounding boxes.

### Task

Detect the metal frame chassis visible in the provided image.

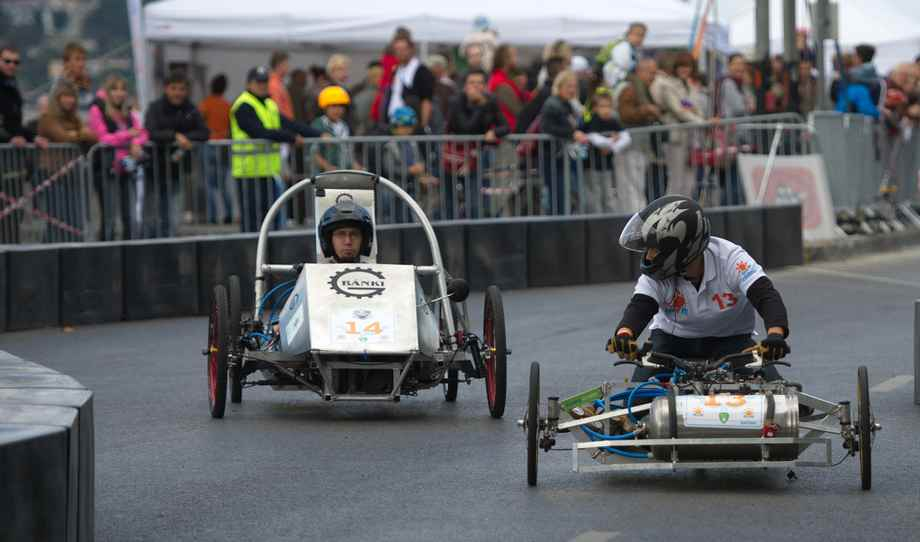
[549,381,851,475]
[252,170,456,340]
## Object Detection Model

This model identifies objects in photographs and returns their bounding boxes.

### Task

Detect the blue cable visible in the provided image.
[580,426,649,459]
[256,280,295,320]
[627,381,667,423]
[268,286,295,324]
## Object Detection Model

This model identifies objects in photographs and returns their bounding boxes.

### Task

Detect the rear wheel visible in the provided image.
[857,366,872,490]
[207,285,229,419]
[527,362,540,487]
[228,275,243,404]
[483,286,508,418]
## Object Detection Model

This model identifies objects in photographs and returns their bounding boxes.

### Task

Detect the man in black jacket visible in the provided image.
[443,70,509,218]
[0,43,47,147]
[143,71,210,237]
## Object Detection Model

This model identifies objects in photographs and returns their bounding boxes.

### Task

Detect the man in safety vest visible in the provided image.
[231,66,321,232]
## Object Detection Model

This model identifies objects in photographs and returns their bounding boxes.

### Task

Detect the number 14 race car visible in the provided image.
[203,170,509,418]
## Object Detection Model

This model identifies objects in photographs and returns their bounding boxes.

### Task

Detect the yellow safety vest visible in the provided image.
[230,91,282,178]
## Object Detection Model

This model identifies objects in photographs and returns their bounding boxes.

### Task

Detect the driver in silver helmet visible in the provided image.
[607,196,791,382]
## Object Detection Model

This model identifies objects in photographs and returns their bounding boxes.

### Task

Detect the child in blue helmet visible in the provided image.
[381,106,438,221]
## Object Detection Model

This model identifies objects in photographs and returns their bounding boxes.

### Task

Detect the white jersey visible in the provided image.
[634,237,766,339]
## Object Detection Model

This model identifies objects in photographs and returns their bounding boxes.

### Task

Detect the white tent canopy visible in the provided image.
[144,0,727,49]
[729,0,920,73]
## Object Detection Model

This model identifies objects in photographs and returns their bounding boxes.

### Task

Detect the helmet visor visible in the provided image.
[618,212,648,253]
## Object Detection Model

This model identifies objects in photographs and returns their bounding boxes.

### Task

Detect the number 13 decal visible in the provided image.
[712,293,737,310]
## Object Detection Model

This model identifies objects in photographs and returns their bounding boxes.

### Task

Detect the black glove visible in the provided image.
[606,331,638,360]
[761,333,790,361]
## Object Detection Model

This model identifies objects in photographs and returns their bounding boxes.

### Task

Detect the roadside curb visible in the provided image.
[804,229,920,263]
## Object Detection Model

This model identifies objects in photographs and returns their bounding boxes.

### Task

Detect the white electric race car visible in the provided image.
[204,170,508,418]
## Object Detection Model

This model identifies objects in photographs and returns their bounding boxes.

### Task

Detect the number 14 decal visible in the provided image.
[712,293,738,310]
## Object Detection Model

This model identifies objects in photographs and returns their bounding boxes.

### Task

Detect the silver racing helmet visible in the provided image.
[619,196,710,280]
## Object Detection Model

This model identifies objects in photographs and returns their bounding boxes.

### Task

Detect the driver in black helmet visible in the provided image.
[607,196,791,381]
[318,195,374,263]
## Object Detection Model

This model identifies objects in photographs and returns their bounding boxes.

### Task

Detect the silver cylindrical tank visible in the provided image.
[646,393,799,461]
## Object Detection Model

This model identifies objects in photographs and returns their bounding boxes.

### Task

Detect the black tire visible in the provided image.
[207,285,229,419]
[527,362,540,487]
[484,285,508,419]
[227,275,243,404]
[443,369,459,402]
[857,365,872,491]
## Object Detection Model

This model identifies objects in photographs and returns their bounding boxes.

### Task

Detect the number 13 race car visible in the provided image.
[203,170,508,418]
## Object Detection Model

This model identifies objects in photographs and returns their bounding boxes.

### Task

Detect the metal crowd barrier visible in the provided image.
[811,111,920,210]
[22,111,918,246]
[0,143,90,244]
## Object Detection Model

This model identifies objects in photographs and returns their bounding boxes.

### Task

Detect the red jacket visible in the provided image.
[488,68,530,132]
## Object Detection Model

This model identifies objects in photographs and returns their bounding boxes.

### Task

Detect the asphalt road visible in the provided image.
[2,249,920,542]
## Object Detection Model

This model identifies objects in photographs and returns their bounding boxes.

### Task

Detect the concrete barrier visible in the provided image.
[0,350,94,542]
[0,249,7,331]
[763,205,804,269]
[123,238,198,321]
[527,216,587,288]
[722,205,766,266]
[466,219,528,291]
[6,246,60,331]
[197,234,258,313]
[584,214,635,284]
[1,205,803,332]
[60,243,123,326]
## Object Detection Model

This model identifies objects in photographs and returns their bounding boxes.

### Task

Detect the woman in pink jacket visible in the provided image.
[88,74,148,240]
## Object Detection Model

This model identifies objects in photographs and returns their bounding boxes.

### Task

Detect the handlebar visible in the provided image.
[619,342,791,375]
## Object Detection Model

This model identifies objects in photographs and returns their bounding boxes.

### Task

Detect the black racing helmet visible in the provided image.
[318,194,374,259]
[619,196,710,281]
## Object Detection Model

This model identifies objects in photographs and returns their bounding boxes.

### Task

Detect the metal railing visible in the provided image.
[3,111,917,245]
[812,111,920,210]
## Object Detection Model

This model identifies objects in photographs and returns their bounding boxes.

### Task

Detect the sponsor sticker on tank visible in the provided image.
[330,308,397,346]
[679,395,765,428]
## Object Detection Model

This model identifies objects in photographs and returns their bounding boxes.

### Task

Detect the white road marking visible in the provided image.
[571,531,621,542]
[870,374,915,393]
[803,267,920,289]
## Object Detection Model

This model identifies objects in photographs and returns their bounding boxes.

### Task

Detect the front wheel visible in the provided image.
[857,366,872,490]
[207,285,229,419]
[483,285,508,418]
[527,362,540,487]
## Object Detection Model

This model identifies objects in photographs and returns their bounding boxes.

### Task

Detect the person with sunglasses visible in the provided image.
[0,44,48,148]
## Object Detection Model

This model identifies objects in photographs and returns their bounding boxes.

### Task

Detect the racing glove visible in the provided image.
[760,333,790,361]
[606,330,639,360]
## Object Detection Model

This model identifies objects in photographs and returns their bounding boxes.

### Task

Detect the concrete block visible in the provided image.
[0,250,6,332]
[197,234,259,312]
[722,206,766,266]
[0,423,69,542]
[123,239,198,320]
[527,217,587,288]
[585,214,635,284]
[762,204,803,268]
[466,219,527,290]
[6,247,60,330]
[60,243,123,326]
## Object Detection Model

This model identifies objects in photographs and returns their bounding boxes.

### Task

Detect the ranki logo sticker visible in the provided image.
[328,267,386,299]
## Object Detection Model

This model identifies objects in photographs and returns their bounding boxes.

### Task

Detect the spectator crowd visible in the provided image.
[3,20,920,240]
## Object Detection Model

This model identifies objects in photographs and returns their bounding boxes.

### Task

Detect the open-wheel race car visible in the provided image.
[521,345,881,489]
[204,170,508,418]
